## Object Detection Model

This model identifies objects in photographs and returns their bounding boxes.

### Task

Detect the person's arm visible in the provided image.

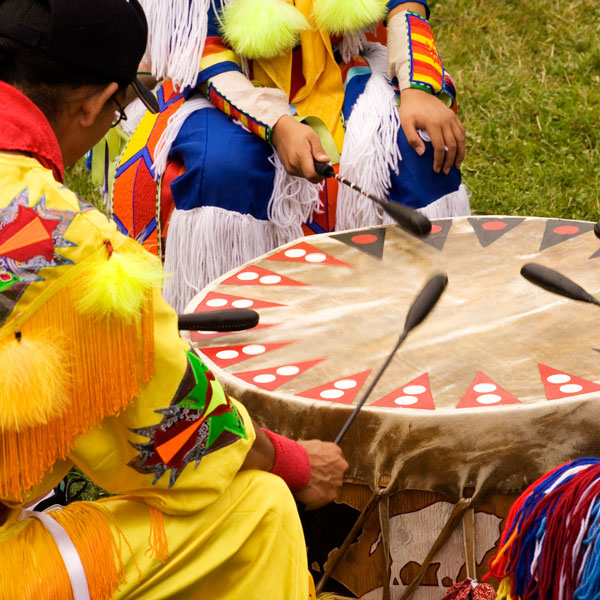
[387,2,466,174]
[241,423,349,511]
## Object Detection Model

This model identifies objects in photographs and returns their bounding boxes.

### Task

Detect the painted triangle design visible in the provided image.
[221,265,307,287]
[331,228,386,260]
[199,341,294,368]
[456,372,521,409]
[192,291,286,312]
[589,248,600,260]
[371,373,435,409]
[539,220,594,251]
[233,358,325,392]
[538,364,600,400]
[296,370,372,405]
[421,219,452,251]
[267,241,352,268]
[468,217,525,248]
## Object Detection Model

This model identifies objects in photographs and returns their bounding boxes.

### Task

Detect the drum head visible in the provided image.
[185,217,600,498]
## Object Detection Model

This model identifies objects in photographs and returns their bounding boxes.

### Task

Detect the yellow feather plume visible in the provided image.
[77,243,164,320]
[222,0,310,59]
[0,332,69,432]
[312,0,387,35]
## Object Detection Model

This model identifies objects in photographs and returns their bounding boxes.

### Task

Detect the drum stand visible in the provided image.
[316,489,475,600]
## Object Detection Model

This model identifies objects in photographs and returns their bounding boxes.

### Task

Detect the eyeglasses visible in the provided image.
[111,96,128,128]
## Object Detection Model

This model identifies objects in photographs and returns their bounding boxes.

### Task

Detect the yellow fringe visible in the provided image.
[145,505,169,563]
[0,503,124,599]
[0,277,156,501]
[0,330,69,432]
[496,577,516,600]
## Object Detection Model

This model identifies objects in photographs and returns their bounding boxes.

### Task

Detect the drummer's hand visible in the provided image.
[272,115,329,184]
[399,88,465,174]
[295,440,349,510]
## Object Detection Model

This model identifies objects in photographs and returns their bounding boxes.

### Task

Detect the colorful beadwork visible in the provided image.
[405,11,444,96]
[128,351,247,487]
[207,82,271,142]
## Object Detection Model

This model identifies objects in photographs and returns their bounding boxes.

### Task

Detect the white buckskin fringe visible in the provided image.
[268,152,322,230]
[138,0,210,91]
[163,207,304,312]
[153,97,214,179]
[418,183,471,218]
[336,43,402,231]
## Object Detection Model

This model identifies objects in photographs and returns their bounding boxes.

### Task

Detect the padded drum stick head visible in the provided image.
[520,263,600,306]
[594,220,600,240]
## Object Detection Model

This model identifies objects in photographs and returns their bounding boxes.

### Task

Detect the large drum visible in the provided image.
[183,216,600,599]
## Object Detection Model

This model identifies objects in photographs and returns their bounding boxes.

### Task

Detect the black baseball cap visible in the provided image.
[0,0,159,113]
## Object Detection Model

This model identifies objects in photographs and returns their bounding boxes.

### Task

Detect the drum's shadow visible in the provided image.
[297,501,361,597]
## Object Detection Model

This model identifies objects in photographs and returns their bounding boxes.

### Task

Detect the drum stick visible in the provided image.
[313,160,432,237]
[177,308,260,331]
[334,273,448,445]
[520,263,600,307]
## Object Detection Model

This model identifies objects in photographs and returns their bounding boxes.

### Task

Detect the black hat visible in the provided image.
[0,0,159,113]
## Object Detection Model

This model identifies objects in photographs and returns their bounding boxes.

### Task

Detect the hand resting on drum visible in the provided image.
[241,425,349,510]
[295,440,349,510]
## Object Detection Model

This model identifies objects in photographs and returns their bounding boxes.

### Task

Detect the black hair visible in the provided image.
[0,0,121,121]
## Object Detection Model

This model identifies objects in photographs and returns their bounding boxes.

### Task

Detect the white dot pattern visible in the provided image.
[560,383,583,394]
[253,374,276,384]
[476,394,502,405]
[260,275,281,285]
[306,253,327,263]
[277,366,300,376]
[547,374,571,384]
[334,379,358,390]
[216,350,239,360]
[320,389,345,399]
[474,383,497,393]
[285,249,306,258]
[206,298,228,307]
[232,299,253,308]
[242,345,266,356]
[237,271,259,281]
[394,396,419,406]
[403,385,427,395]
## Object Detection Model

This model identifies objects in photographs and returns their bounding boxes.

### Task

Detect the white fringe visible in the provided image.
[338,25,378,64]
[268,153,322,230]
[417,183,471,218]
[153,97,214,179]
[163,206,303,311]
[335,44,402,231]
[139,0,210,91]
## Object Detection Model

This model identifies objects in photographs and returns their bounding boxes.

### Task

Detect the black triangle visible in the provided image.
[421,219,452,250]
[331,228,386,259]
[589,247,600,260]
[468,217,525,248]
[540,220,594,251]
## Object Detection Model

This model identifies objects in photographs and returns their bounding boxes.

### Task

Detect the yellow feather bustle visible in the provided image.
[77,240,164,320]
[221,0,311,59]
[0,332,69,432]
[312,0,387,35]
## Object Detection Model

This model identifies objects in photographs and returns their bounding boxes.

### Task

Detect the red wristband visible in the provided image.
[262,428,311,494]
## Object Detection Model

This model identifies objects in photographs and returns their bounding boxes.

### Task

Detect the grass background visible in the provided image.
[62,0,600,497]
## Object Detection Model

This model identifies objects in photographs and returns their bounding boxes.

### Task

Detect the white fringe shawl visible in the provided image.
[335,42,470,230]
[151,94,320,310]
[163,205,308,312]
[138,0,211,91]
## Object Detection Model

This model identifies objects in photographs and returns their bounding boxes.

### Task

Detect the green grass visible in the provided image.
[432,0,600,219]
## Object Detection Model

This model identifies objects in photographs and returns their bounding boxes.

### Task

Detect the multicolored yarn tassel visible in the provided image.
[486,458,600,599]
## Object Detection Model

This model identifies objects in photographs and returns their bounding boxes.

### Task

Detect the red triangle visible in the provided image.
[296,370,372,405]
[191,291,286,313]
[233,358,325,391]
[190,323,276,342]
[221,265,307,287]
[267,242,352,268]
[371,373,435,409]
[456,372,521,409]
[538,364,600,400]
[198,341,294,368]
